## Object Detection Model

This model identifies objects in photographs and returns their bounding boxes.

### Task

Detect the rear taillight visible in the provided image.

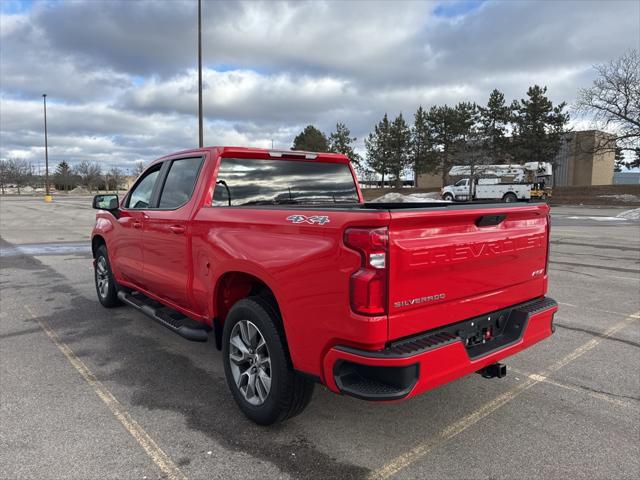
[344,227,388,315]
[545,213,551,274]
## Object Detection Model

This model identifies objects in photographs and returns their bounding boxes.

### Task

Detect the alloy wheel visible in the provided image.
[96,256,110,298]
[228,320,272,405]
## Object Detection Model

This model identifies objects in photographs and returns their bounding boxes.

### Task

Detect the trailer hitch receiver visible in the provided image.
[477,363,507,379]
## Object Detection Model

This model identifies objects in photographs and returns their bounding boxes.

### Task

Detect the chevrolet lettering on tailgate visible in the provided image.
[411,234,546,266]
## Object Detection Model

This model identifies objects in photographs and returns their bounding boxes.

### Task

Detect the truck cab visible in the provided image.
[441,178,471,201]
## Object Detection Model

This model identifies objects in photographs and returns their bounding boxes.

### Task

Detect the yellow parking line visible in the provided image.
[369,310,640,480]
[25,305,187,480]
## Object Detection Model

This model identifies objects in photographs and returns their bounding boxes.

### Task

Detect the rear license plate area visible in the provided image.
[458,307,528,358]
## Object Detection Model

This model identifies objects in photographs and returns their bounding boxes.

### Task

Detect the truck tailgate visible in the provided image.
[387,203,549,340]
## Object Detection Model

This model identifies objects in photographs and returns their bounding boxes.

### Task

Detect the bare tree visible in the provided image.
[75,160,102,193]
[132,161,145,176]
[5,158,31,194]
[575,50,639,153]
[0,159,8,195]
[107,167,123,193]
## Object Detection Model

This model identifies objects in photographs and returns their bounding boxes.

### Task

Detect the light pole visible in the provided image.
[42,94,51,201]
[197,0,203,148]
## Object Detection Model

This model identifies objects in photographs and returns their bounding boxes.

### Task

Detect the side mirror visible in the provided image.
[93,194,119,211]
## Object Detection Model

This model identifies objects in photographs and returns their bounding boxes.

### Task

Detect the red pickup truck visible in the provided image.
[91,146,557,425]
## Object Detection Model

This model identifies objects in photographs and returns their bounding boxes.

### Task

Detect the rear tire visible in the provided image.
[222,296,314,425]
[94,245,122,308]
[503,192,518,203]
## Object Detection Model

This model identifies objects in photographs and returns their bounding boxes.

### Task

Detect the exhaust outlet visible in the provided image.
[477,363,507,379]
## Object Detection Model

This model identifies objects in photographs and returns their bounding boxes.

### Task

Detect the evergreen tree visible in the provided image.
[411,106,436,177]
[365,114,392,185]
[427,105,456,186]
[451,102,481,196]
[478,89,512,162]
[626,147,640,169]
[388,114,412,187]
[614,147,624,172]
[427,104,477,186]
[511,85,569,170]
[454,102,477,143]
[328,122,361,165]
[54,160,72,191]
[291,125,329,152]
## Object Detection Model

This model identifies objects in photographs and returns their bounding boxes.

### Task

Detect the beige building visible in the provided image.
[553,130,615,186]
[415,130,616,188]
[414,171,442,189]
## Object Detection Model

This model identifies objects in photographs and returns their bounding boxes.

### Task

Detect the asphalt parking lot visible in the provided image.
[1,196,639,480]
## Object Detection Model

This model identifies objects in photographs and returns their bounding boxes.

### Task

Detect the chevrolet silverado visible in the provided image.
[91,147,557,425]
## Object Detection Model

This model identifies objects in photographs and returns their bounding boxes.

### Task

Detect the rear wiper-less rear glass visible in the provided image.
[212,158,359,207]
[238,199,359,207]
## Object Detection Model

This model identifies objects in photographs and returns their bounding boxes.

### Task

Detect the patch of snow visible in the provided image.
[617,208,640,220]
[567,208,640,221]
[69,186,90,195]
[598,194,640,202]
[371,192,450,203]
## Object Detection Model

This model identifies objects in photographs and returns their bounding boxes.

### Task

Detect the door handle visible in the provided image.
[169,225,186,234]
[132,221,143,229]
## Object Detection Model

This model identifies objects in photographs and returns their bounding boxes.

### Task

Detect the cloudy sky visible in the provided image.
[1,0,638,173]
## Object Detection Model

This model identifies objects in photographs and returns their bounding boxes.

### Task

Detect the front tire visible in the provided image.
[443,193,454,201]
[94,245,122,308]
[222,297,314,425]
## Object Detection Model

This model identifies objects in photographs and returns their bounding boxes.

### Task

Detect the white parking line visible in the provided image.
[558,301,636,317]
[25,305,188,480]
[606,275,640,282]
[509,367,637,410]
[369,310,640,480]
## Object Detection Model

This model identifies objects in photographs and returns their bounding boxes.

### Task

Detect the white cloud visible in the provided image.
[1,0,638,169]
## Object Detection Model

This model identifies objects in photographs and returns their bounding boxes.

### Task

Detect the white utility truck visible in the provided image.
[441,162,553,202]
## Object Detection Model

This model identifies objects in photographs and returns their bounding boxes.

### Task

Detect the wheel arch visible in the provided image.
[91,235,106,258]
[502,191,518,202]
[212,270,284,351]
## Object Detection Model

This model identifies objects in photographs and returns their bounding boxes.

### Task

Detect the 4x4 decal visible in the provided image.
[286,215,330,225]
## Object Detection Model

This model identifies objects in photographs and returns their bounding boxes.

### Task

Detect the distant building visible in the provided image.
[614,171,640,184]
[553,130,615,186]
[414,171,441,189]
[415,130,616,189]
[122,175,137,190]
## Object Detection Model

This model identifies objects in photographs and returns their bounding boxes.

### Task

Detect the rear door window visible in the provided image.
[158,157,203,209]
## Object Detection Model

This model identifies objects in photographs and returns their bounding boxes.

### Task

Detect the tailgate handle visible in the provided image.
[476,214,506,227]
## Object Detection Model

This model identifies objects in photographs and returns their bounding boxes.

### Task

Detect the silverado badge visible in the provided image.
[394,293,446,309]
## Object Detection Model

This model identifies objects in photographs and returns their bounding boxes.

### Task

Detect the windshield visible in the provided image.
[212,158,359,206]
